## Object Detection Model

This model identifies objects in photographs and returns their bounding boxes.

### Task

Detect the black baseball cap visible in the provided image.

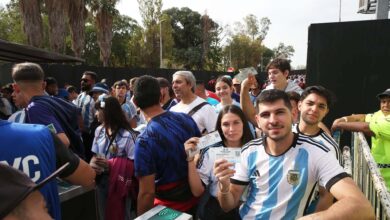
[377,88,390,99]
[0,162,69,219]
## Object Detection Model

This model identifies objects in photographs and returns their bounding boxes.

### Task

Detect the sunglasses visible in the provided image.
[81,78,90,83]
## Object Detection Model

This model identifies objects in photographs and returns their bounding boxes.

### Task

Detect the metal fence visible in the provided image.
[338,131,390,219]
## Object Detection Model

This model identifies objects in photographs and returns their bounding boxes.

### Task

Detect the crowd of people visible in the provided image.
[1,58,387,220]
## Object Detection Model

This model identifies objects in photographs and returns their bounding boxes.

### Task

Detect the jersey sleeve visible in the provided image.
[51,132,80,178]
[134,137,157,177]
[316,151,349,190]
[91,126,104,155]
[231,148,250,185]
[196,147,213,186]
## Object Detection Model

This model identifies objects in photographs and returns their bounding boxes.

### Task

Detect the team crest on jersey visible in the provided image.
[287,170,300,185]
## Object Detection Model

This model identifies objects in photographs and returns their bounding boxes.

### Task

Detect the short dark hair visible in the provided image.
[266,58,291,73]
[256,89,292,110]
[44,77,57,86]
[113,80,128,89]
[300,85,334,108]
[157,77,174,98]
[157,77,170,88]
[133,75,161,109]
[12,62,44,82]
[66,86,77,93]
[287,91,301,103]
[82,71,97,82]
[216,105,253,146]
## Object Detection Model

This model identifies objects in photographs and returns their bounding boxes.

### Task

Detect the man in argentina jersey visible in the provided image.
[214,89,374,219]
[293,86,341,213]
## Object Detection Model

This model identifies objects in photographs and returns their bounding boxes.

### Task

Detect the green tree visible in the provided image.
[90,0,119,67]
[164,7,221,70]
[223,34,262,70]
[273,42,295,60]
[260,46,274,71]
[137,0,162,68]
[200,13,223,71]
[0,3,27,44]
[243,15,270,41]
[111,15,143,67]
[259,17,271,41]
[244,14,259,41]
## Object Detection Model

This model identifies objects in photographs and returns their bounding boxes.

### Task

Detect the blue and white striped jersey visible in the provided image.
[231,133,347,220]
[292,124,341,164]
[73,92,95,131]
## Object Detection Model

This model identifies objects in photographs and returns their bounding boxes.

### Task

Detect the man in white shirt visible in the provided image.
[170,71,217,134]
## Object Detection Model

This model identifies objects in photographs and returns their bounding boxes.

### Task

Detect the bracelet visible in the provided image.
[342,117,348,122]
[218,182,230,195]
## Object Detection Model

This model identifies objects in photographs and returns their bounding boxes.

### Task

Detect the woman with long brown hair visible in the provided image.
[90,96,138,220]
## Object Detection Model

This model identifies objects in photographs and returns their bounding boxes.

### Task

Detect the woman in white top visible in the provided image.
[185,105,253,220]
[214,76,240,113]
[90,96,138,220]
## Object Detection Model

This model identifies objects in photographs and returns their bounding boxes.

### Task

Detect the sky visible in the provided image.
[1,0,376,68]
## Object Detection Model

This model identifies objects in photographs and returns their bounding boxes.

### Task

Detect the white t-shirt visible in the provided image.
[231,133,347,220]
[170,96,218,133]
[264,80,303,95]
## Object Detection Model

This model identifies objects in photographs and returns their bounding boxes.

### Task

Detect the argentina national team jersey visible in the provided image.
[292,124,341,164]
[231,133,347,220]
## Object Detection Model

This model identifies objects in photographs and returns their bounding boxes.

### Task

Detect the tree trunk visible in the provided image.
[68,0,86,58]
[45,0,67,53]
[96,6,113,67]
[19,0,44,48]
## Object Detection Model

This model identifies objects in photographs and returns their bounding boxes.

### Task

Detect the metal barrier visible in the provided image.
[340,132,390,219]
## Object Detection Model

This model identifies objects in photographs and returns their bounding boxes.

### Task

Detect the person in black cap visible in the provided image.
[332,88,390,189]
[0,163,69,220]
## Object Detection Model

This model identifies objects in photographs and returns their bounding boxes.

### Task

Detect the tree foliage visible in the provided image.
[0,1,296,70]
[137,0,163,68]
[0,3,26,44]
[223,34,262,70]
[273,42,295,60]
[163,7,221,70]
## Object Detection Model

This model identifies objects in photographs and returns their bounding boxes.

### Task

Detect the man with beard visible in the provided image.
[293,86,341,213]
[73,71,96,160]
[170,71,217,134]
[214,89,374,219]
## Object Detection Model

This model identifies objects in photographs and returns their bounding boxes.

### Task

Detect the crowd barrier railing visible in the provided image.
[334,131,390,219]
